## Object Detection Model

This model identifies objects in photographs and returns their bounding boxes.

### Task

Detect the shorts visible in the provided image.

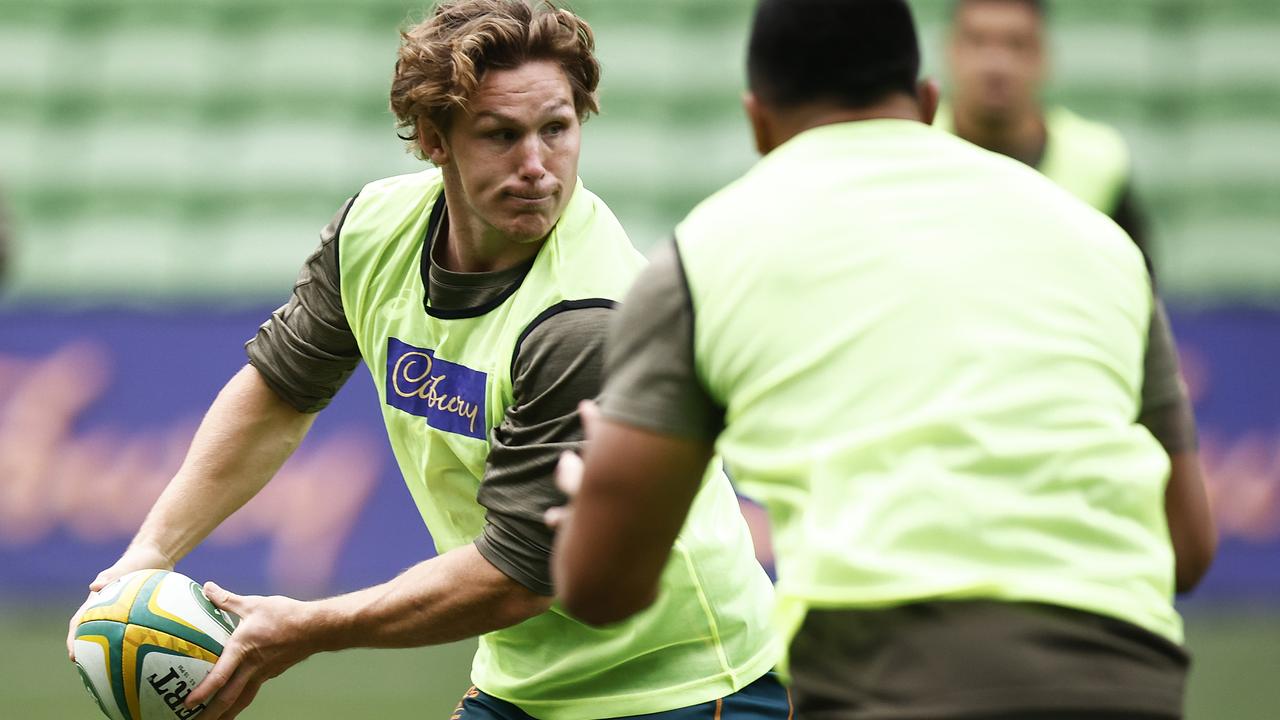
[451,672,792,720]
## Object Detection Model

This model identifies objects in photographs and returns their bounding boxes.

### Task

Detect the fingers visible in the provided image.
[184,590,300,720]
[578,400,602,439]
[66,614,78,661]
[89,560,128,592]
[220,681,261,720]
[202,581,245,614]
[78,550,178,658]
[544,506,569,530]
[557,451,584,497]
[195,663,255,720]
[90,545,175,592]
[548,451,585,529]
[89,563,124,592]
[67,595,94,661]
[76,562,128,659]
[187,644,242,711]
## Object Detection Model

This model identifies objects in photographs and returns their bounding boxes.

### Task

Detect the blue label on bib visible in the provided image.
[385,337,487,440]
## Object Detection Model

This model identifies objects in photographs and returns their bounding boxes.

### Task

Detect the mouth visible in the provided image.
[505,188,556,206]
[507,194,552,206]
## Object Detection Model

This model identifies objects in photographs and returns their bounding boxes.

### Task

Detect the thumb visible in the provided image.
[544,506,569,530]
[202,581,243,613]
[88,569,117,592]
[578,400,602,439]
[556,451,584,498]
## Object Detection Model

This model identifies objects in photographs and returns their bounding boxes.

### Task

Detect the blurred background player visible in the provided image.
[553,0,1215,718]
[938,0,1154,269]
[66,2,784,719]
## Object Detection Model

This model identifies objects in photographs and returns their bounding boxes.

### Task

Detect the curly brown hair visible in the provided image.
[390,0,601,158]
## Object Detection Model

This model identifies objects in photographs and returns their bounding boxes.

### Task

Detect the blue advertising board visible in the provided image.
[0,305,1277,601]
[0,307,430,600]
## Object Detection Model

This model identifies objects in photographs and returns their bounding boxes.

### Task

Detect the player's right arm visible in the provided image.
[68,198,362,659]
[95,366,318,583]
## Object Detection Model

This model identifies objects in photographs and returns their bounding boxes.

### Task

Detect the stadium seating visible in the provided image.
[0,0,1276,302]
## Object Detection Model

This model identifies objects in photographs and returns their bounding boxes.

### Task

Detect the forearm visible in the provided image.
[131,364,316,562]
[555,416,711,626]
[314,543,552,651]
[1165,451,1216,593]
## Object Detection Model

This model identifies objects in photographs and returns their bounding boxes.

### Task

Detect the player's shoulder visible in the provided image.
[939,126,1133,250]
[560,178,632,245]
[675,164,774,248]
[558,178,645,267]
[1012,160,1141,268]
[918,124,1080,218]
[340,169,446,236]
[1047,106,1130,163]
[357,167,445,200]
[335,169,445,264]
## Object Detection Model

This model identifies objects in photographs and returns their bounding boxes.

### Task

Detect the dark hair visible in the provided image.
[747,0,921,110]
[951,0,1047,20]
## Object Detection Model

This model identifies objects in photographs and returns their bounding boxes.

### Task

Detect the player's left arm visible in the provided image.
[552,242,725,625]
[554,407,713,625]
[1140,298,1215,593]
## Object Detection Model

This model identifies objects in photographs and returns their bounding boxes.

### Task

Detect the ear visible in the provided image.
[742,91,774,156]
[417,118,450,166]
[917,78,941,126]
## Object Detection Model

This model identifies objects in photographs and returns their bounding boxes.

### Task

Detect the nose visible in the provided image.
[517,135,547,182]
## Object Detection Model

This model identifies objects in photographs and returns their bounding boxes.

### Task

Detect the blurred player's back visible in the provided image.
[671,110,1187,720]
[678,115,1176,649]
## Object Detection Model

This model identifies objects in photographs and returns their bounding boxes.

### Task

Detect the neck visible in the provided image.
[434,189,547,274]
[768,94,927,149]
[951,102,1046,166]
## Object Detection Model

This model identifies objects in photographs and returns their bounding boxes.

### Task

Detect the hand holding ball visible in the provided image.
[73,570,238,720]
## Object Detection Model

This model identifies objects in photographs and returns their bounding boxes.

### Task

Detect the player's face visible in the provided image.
[947,1,1045,122]
[431,60,581,245]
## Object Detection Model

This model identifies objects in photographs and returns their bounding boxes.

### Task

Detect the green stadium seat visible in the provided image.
[1,0,1277,303]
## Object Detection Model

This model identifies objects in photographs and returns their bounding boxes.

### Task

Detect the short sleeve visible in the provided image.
[473,306,613,595]
[245,197,363,412]
[1138,298,1198,453]
[599,241,725,441]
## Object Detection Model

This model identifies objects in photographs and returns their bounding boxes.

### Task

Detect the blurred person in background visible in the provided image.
[938,0,1154,271]
[552,0,1214,718]
[66,1,785,719]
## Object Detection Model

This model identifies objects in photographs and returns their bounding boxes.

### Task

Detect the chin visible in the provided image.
[503,218,556,244]
[975,103,1017,126]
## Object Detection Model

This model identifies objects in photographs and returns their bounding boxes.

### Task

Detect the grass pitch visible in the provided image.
[4,604,1276,718]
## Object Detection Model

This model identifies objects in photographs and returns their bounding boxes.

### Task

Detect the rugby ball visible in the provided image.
[73,569,238,720]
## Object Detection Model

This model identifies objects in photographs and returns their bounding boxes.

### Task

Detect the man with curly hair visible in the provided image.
[67,2,785,719]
